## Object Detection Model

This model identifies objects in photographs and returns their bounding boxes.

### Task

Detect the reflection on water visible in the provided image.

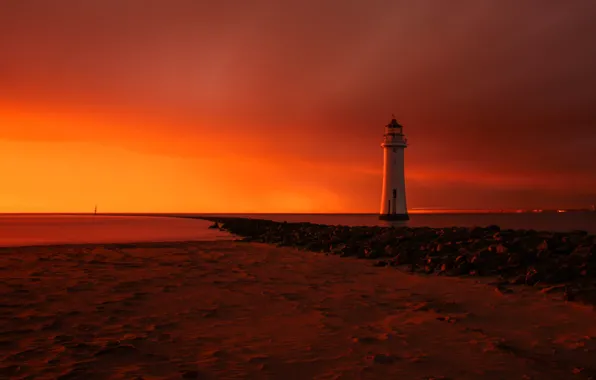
[0,216,233,247]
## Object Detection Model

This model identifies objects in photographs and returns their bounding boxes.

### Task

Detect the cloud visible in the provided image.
[1,0,596,211]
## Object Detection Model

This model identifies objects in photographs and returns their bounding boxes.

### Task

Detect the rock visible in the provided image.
[454,255,468,265]
[525,267,542,286]
[384,245,398,256]
[394,252,410,265]
[470,227,487,239]
[490,244,508,254]
[536,240,549,251]
[435,243,459,255]
[469,238,493,251]
[494,286,514,295]
[204,216,596,303]
[510,275,526,285]
[553,244,575,256]
[506,253,522,267]
[451,257,471,275]
[371,353,397,364]
[208,222,220,229]
[339,245,359,257]
[363,247,382,259]
[438,262,451,274]
[540,285,566,294]
[330,243,346,255]
[571,245,592,258]
[304,241,324,252]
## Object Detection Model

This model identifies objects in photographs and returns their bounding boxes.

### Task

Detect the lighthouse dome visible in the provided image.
[387,117,403,129]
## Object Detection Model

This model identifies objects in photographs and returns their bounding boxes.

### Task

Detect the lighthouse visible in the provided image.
[379,116,409,220]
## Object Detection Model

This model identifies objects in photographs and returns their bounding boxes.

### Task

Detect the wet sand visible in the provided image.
[2,241,596,379]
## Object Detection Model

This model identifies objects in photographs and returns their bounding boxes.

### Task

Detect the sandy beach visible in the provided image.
[1,240,596,379]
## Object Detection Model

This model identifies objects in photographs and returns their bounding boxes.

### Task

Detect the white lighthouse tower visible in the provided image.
[380,115,409,220]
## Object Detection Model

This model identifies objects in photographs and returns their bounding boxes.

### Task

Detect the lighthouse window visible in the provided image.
[393,189,397,198]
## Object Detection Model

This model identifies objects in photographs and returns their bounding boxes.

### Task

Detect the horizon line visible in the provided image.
[1,208,594,216]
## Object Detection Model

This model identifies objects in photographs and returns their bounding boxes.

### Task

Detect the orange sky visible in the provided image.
[1,1,596,212]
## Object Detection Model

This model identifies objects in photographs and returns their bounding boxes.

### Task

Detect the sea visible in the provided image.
[0,215,232,247]
[1,212,595,247]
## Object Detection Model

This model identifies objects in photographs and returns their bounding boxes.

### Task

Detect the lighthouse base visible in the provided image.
[379,213,409,221]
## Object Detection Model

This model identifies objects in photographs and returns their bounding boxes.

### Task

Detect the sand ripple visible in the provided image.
[2,241,596,379]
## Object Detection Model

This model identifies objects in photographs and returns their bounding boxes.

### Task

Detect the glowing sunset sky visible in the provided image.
[1,0,596,212]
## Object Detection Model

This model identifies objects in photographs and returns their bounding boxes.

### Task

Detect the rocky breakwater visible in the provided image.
[205,217,596,303]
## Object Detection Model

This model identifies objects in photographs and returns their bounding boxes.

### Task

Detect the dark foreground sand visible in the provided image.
[2,241,596,379]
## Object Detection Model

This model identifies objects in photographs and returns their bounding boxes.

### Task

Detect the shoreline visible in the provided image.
[202,216,596,305]
[3,215,595,303]
[0,239,238,250]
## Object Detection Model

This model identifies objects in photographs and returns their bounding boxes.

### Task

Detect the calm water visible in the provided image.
[1,213,595,247]
[0,216,233,247]
[199,212,596,234]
